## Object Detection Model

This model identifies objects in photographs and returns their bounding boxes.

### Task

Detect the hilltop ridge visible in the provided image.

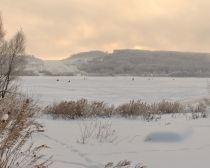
[22,49,210,77]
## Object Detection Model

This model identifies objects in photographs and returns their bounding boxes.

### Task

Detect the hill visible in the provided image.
[22,50,210,77]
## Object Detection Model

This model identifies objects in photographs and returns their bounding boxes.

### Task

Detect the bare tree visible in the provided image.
[0,14,5,44]
[0,14,52,167]
[0,96,52,168]
[0,14,25,98]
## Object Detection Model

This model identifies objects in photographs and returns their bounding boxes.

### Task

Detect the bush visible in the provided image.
[89,101,114,117]
[115,100,152,120]
[115,100,183,121]
[44,99,87,119]
[104,160,146,168]
[185,102,208,119]
[152,100,183,114]
[44,99,114,119]
[77,119,117,144]
[0,95,52,168]
[44,99,184,121]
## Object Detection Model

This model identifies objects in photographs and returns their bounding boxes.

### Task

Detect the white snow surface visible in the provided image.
[35,116,210,168]
[19,76,209,106]
[18,76,210,168]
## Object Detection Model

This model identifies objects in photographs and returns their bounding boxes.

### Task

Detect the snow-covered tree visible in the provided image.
[0,14,25,98]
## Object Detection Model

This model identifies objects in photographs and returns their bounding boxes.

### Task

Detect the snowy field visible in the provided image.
[19,76,210,168]
[19,76,209,106]
[36,116,210,168]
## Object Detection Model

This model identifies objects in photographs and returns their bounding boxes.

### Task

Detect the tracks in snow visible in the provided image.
[40,133,103,168]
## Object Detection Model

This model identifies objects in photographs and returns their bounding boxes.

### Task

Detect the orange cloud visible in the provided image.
[1,0,210,59]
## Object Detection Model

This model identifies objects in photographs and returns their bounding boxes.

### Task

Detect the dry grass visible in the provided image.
[44,99,114,119]
[0,95,52,168]
[44,99,88,119]
[44,99,184,121]
[104,160,147,168]
[116,100,150,118]
[77,119,118,144]
[116,100,183,121]
[185,102,208,119]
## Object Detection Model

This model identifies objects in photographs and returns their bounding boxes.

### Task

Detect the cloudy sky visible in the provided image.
[1,0,210,59]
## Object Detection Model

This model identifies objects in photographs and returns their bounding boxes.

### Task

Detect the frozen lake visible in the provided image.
[19,76,209,105]
[22,76,210,168]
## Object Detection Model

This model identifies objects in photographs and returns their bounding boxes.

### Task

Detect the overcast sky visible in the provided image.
[1,0,210,60]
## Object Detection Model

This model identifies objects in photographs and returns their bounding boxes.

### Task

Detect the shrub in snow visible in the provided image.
[115,100,183,121]
[43,99,114,119]
[88,101,114,117]
[44,99,88,119]
[185,102,208,119]
[0,13,51,167]
[153,100,183,114]
[115,100,153,120]
[77,119,118,144]
[0,95,52,168]
[104,160,147,168]
[44,99,194,121]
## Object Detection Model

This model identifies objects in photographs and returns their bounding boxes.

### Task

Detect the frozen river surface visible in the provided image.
[19,76,209,105]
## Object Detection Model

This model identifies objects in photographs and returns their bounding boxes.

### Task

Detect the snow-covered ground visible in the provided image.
[19,76,209,106]
[19,76,210,168]
[36,116,210,168]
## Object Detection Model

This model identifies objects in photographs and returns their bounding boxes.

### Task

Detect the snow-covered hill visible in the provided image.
[23,55,79,76]
[22,49,210,77]
[43,60,78,75]
[23,51,106,76]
